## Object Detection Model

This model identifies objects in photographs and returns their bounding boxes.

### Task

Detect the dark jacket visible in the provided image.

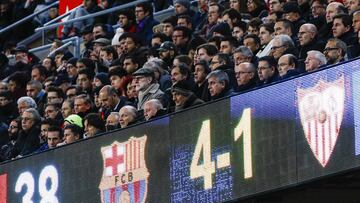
[338,31,358,46]
[136,15,159,45]
[194,81,211,102]
[174,93,204,112]
[211,85,234,100]
[298,37,325,60]
[11,124,40,158]
[235,77,258,93]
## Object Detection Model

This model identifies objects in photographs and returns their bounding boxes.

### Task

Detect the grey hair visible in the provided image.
[234,46,253,58]
[24,108,41,122]
[301,23,317,34]
[120,105,137,118]
[17,96,37,109]
[274,34,294,49]
[145,99,163,110]
[27,80,43,90]
[108,112,120,120]
[307,50,327,65]
[206,70,229,84]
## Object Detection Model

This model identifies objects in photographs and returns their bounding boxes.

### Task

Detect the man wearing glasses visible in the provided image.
[324,38,347,65]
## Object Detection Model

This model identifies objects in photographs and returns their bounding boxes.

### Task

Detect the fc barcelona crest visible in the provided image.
[99,136,149,203]
[297,76,345,167]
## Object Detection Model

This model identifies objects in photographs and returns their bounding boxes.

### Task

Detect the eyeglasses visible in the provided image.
[324,47,339,52]
[9,125,18,129]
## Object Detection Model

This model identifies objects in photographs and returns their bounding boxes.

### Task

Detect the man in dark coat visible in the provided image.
[171,80,204,112]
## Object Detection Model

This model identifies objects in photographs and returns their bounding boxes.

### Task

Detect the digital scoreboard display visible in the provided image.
[1,59,360,203]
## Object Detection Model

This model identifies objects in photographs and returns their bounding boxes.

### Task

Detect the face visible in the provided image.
[247,26,259,36]
[134,76,151,91]
[151,37,162,47]
[42,58,53,70]
[127,81,137,98]
[326,4,338,23]
[230,0,240,11]
[177,18,190,28]
[135,6,146,21]
[232,26,244,41]
[197,48,212,62]
[82,33,93,43]
[298,25,316,46]
[233,52,251,66]
[159,50,171,61]
[349,0,360,13]
[66,63,78,77]
[171,67,187,84]
[8,121,19,136]
[277,55,294,76]
[305,53,322,72]
[194,65,207,84]
[66,88,77,100]
[15,52,28,64]
[234,64,255,86]
[257,61,275,81]
[274,22,291,36]
[119,108,135,128]
[40,124,50,142]
[47,91,62,105]
[74,98,90,114]
[174,3,187,14]
[124,37,137,53]
[21,111,35,131]
[163,23,174,37]
[61,101,73,119]
[259,27,273,45]
[353,14,360,32]
[243,37,259,53]
[77,74,91,91]
[31,68,43,82]
[324,41,341,64]
[208,5,220,24]
[172,30,186,46]
[283,12,299,22]
[99,91,115,110]
[93,26,106,39]
[247,0,257,12]
[18,102,28,116]
[143,102,157,121]
[222,14,234,29]
[106,114,119,127]
[123,58,138,74]
[208,76,225,97]
[45,105,58,119]
[172,92,187,107]
[26,85,39,99]
[118,14,129,27]
[64,129,79,144]
[271,38,287,59]
[110,75,123,90]
[210,55,222,70]
[269,0,282,12]
[47,131,61,149]
[84,120,98,137]
[220,41,233,54]
[0,96,9,107]
[332,18,350,37]
[311,1,326,17]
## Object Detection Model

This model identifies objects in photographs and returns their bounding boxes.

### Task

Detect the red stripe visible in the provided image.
[138,141,140,168]
[130,140,132,170]
[110,188,116,203]
[134,181,140,203]
[134,140,137,169]
[126,144,128,172]
[328,116,332,150]
[0,174,7,203]
[121,184,128,191]
[315,120,318,156]
[307,122,311,143]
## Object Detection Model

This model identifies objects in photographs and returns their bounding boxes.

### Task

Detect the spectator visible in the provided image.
[221,8,243,30]
[196,44,218,63]
[282,1,305,33]
[26,80,46,110]
[234,62,258,92]
[135,2,159,45]
[8,72,29,101]
[233,46,253,65]
[11,108,41,158]
[17,96,37,117]
[257,23,275,58]
[246,0,268,18]
[162,16,177,38]
[63,124,83,145]
[271,34,297,60]
[319,2,346,41]
[332,14,357,45]
[0,119,21,161]
[171,63,190,84]
[83,113,105,138]
[143,99,166,121]
[99,85,130,119]
[220,37,238,55]
[108,67,128,97]
[119,105,137,128]
[277,54,300,79]
[117,10,136,33]
[64,114,83,129]
[105,112,120,131]
[31,65,48,83]
[171,80,204,112]
[353,11,360,33]
[305,50,327,72]
[0,91,18,124]
[269,0,284,13]
[207,70,233,100]
[158,41,177,68]
[177,15,193,30]
[194,60,211,102]
[44,103,63,122]
[132,68,166,110]
[172,26,192,55]
[143,59,172,92]
[324,38,347,65]
[47,86,64,106]
[257,56,279,85]
[74,94,93,118]
[309,0,327,30]
[243,34,261,55]
[77,68,94,94]
[46,126,62,149]
[298,23,325,60]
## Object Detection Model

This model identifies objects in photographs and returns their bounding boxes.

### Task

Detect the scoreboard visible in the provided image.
[1,58,360,202]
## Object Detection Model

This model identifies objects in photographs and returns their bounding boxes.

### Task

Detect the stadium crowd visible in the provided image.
[0,0,358,161]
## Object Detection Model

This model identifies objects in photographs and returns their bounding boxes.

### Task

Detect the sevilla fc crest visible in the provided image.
[297,76,345,167]
[99,136,149,203]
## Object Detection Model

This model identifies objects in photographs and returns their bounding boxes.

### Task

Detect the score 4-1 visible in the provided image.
[190,108,253,190]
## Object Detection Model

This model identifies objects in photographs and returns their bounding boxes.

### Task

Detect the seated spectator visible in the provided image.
[271,34,298,61]
[353,11,360,33]
[277,54,301,79]
[119,105,138,128]
[143,99,166,121]
[105,112,120,131]
[99,85,130,119]
[17,96,37,117]
[243,34,261,55]
[305,50,327,72]
[39,118,58,146]
[117,10,136,33]
[247,0,268,18]
[132,68,166,110]
[194,60,211,102]
[83,113,105,138]
[11,108,41,158]
[282,1,305,33]
[0,91,18,124]
[77,68,94,95]
[309,0,326,30]
[207,70,234,100]
[257,56,279,85]
[44,103,63,123]
[173,26,192,55]
[143,58,172,92]
[31,65,48,83]
[74,94,94,118]
[108,67,128,98]
[298,23,325,60]
[233,46,254,66]
[171,80,204,112]
[8,72,29,101]
[46,126,63,149]
[63,124,83,145]
[332,14,357,46]
[64,114,83,129]
[0,119,21,161]
[324,38,347,65]
[234,62,258,92]
[196,44,218,64]
[257,23,275,58]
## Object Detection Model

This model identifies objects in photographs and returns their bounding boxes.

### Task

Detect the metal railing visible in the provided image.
[35,0,149,33]
[43,4,83,27]
[0,1,59,35]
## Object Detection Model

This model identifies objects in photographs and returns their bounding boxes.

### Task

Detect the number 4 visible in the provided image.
[190,120,215,190]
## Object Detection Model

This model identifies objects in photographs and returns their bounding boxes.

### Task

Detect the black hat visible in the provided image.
[67,57,78,66]
[93,38,111,46]
[283,2,300,14]
[13,45,28,53]
[212,22,231,37]
[132,68,155,78]
[53,73,70,86]
[95,72,110,85]
[108,67,128,78]
[81,25,93,35]
[157,41,176,52]
[171,80,192,96]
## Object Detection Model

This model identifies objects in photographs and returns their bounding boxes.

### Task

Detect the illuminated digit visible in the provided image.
[15,172,34,203]
[234,108,253,179]
[190,119,215,190]
[39,165,59,203]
